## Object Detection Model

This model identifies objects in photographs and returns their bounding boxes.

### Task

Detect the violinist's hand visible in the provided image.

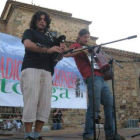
[47,46,63,54]
[60,43,66,52]
[82,49,89,55]
[56,43,66,61]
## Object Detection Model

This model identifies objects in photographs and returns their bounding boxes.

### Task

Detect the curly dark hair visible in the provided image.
[29,10,51,32]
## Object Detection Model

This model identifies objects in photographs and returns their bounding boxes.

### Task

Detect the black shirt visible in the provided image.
[21,29,55,75]
[53,109,63,123]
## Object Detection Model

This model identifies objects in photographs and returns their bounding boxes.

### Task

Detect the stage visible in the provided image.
[0,128,140,140]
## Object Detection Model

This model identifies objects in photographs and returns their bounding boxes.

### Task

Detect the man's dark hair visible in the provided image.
[30,10,51,32]
[76,28,90,42]
[78,28,90,36]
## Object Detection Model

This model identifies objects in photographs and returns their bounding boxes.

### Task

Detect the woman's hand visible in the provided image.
[60,42,66,51]
[47,46,63,54]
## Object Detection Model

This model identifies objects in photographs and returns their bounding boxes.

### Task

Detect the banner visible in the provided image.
[0,33,87,109]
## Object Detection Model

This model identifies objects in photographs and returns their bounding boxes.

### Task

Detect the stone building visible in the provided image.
[0,0,140,128]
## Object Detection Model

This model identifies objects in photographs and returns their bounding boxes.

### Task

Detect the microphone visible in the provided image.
[54,35,66,62]
[55,35,66,46]
[96,46,101,54]
[127,35,137,40]
[95,44,102,54]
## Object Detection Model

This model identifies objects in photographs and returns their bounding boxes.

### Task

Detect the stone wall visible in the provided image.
[99,54,140,128]
[0,8,93,43]
[48,109,86,129]
[0,20,7,33]
[114,61,140,127]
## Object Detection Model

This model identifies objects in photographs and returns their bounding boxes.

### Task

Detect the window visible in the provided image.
[50,31,57,37]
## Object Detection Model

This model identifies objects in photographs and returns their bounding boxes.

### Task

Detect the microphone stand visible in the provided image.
[90,47,97,140]
[69,35,137,140]
[99,49,123,140]
[87,46,124,140]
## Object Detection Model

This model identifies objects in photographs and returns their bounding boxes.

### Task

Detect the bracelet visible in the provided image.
[46,48,49,53]
[36,43,49,53]
[36,43,45,48]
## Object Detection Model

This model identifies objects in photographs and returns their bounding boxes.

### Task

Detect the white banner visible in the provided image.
[0,33,87,109]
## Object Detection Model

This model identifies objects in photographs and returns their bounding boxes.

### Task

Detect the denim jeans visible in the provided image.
[83,75,115,138]
[53,123,62,130]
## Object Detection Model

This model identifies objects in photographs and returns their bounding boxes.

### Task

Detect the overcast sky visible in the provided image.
[0,0,140,53]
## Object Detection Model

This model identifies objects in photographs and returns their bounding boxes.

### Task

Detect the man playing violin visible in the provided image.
[64,28,125,140]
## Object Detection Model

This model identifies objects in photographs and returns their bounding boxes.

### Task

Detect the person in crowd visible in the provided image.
[3,120,7,130]
[12,112,22,129]
[52,108,63,130]
[16,113,23,130]
[20,10,65,140]
[7,115,13,130]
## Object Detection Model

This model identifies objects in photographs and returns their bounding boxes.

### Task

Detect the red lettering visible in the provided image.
[1,57,22,81]
[73,74,76,88]
[0,56,4,78]
[16,61,22,81]
[63,70,68,87]
[53,69,78,89]
[67,72,73,88]
[53,69,59,86]
[71,72,74,88]
[58,70,63,87]
[6,58,13,79]
[13,59,17,80]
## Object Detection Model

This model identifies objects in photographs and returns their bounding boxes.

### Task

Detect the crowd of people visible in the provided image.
[3,112,22,130]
